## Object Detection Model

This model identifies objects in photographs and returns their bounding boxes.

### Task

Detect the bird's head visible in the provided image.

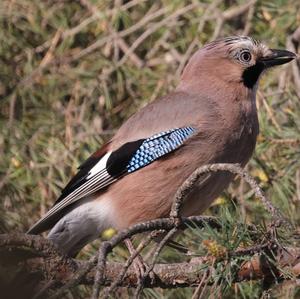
[180,36,296,90]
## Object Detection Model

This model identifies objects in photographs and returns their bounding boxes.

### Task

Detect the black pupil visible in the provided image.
[242,52,251,62]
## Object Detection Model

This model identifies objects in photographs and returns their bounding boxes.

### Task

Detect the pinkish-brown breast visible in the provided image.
[103,88,259,229]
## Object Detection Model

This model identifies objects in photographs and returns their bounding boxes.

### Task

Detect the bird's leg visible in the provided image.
[124,238,148,278]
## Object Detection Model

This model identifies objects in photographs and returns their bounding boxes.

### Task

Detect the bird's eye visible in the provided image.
[239,50,252,63]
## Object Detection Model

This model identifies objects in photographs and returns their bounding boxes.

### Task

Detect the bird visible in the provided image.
[27,36,296,257]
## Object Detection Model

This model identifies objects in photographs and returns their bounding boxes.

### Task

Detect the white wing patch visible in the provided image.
[87,152,111,179]
[27,151,116,233]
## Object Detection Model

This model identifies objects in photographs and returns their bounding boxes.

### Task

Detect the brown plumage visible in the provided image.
[27,36,296,257]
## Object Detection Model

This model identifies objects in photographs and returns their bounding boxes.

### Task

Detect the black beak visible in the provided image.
[259,49,297,68]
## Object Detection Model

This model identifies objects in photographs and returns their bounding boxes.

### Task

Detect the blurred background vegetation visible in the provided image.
[1,0,300,298]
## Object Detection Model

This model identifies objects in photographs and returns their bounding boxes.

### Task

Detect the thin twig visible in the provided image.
[134,227,178,298]
[191,270,209,299]
[222,0,257,21]
[71,6,169,62]
[100,3,199,79]
[269,138,300,145]
[35,0,147,53]
[176,0,223,78]
[91,216,218,299]
[102,234,153,298]
[258,91,281,131]
[170,163,290,229]
[242,1,256,35]
[115,3,198,68]
[116,38,144,68]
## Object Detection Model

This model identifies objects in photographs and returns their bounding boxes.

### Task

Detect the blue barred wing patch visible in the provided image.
[127,126,196,173]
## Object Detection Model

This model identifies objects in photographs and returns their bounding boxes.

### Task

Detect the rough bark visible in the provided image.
[1,233,300,299]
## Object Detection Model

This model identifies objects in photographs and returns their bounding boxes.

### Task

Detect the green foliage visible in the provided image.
[1,0,300,298]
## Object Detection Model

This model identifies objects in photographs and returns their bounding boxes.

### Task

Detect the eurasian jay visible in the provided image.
[27,36,296,257]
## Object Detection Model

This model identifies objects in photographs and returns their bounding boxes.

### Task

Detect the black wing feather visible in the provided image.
[27,127,196,235]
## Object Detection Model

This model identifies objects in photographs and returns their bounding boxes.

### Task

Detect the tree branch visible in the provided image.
[1,233,300,297]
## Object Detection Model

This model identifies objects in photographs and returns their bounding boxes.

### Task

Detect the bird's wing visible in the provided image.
[27,126,196,234]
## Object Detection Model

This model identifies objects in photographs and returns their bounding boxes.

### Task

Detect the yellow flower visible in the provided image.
[251,169,268,183]
[202,240,227,258]
[11,157,21,168]
[212,196,227,206]
[101,228,117,240]
[262,9,272,21]
[256,134,264,142]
